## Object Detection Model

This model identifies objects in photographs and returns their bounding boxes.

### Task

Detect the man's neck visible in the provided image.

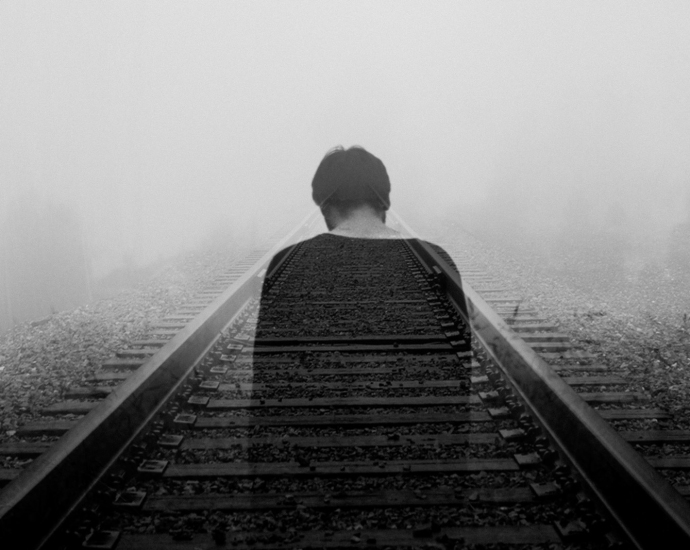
[326,205,400,239]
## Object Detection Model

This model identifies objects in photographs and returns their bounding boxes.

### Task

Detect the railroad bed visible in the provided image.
[1,212,689,549]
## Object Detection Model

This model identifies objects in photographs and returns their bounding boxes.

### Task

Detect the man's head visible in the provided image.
[312,146,391,215]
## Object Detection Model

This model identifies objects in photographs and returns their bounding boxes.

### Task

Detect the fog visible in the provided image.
[2,2,689,330]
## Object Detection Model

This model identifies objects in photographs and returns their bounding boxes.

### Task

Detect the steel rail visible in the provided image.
[0,210,319,550]
[392,212,690,549]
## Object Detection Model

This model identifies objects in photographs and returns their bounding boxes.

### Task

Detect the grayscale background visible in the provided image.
[1,2,689,330]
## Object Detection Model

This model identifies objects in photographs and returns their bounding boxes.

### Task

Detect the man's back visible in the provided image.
[256,233,463,340]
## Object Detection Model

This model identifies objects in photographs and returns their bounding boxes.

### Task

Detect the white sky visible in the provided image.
[2,2,689,274]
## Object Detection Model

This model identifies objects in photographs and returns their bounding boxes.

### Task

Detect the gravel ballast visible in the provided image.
[0,250,248,444]
[423,223,690,425]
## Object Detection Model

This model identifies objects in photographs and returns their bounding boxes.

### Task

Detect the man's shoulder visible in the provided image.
[265,235,324,277]
[414,240,459,274]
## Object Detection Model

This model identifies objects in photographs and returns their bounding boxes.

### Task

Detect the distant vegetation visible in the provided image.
[0,197,92,333]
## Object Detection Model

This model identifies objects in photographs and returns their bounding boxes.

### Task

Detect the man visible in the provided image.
[255,145,465,339]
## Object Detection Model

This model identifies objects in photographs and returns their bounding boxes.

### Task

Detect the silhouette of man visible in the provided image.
[234,146,472,531]
[254,144,466,341]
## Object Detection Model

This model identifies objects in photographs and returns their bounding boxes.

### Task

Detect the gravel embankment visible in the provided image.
[437,228,690,424]
[0,250,241,441]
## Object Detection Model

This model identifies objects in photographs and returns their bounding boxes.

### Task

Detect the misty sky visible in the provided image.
[2,2,689,276]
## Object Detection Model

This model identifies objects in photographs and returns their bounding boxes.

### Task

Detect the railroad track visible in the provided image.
[1,212,690,549]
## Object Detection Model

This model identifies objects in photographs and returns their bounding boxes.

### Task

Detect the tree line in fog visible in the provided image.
[1,197,91,334]
[1,193,688,335]
[430,195,690,296]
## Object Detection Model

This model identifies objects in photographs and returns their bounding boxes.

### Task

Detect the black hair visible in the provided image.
[311,146,391,211]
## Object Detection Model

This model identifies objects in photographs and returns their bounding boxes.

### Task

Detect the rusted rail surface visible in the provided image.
[0,213,318,549]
